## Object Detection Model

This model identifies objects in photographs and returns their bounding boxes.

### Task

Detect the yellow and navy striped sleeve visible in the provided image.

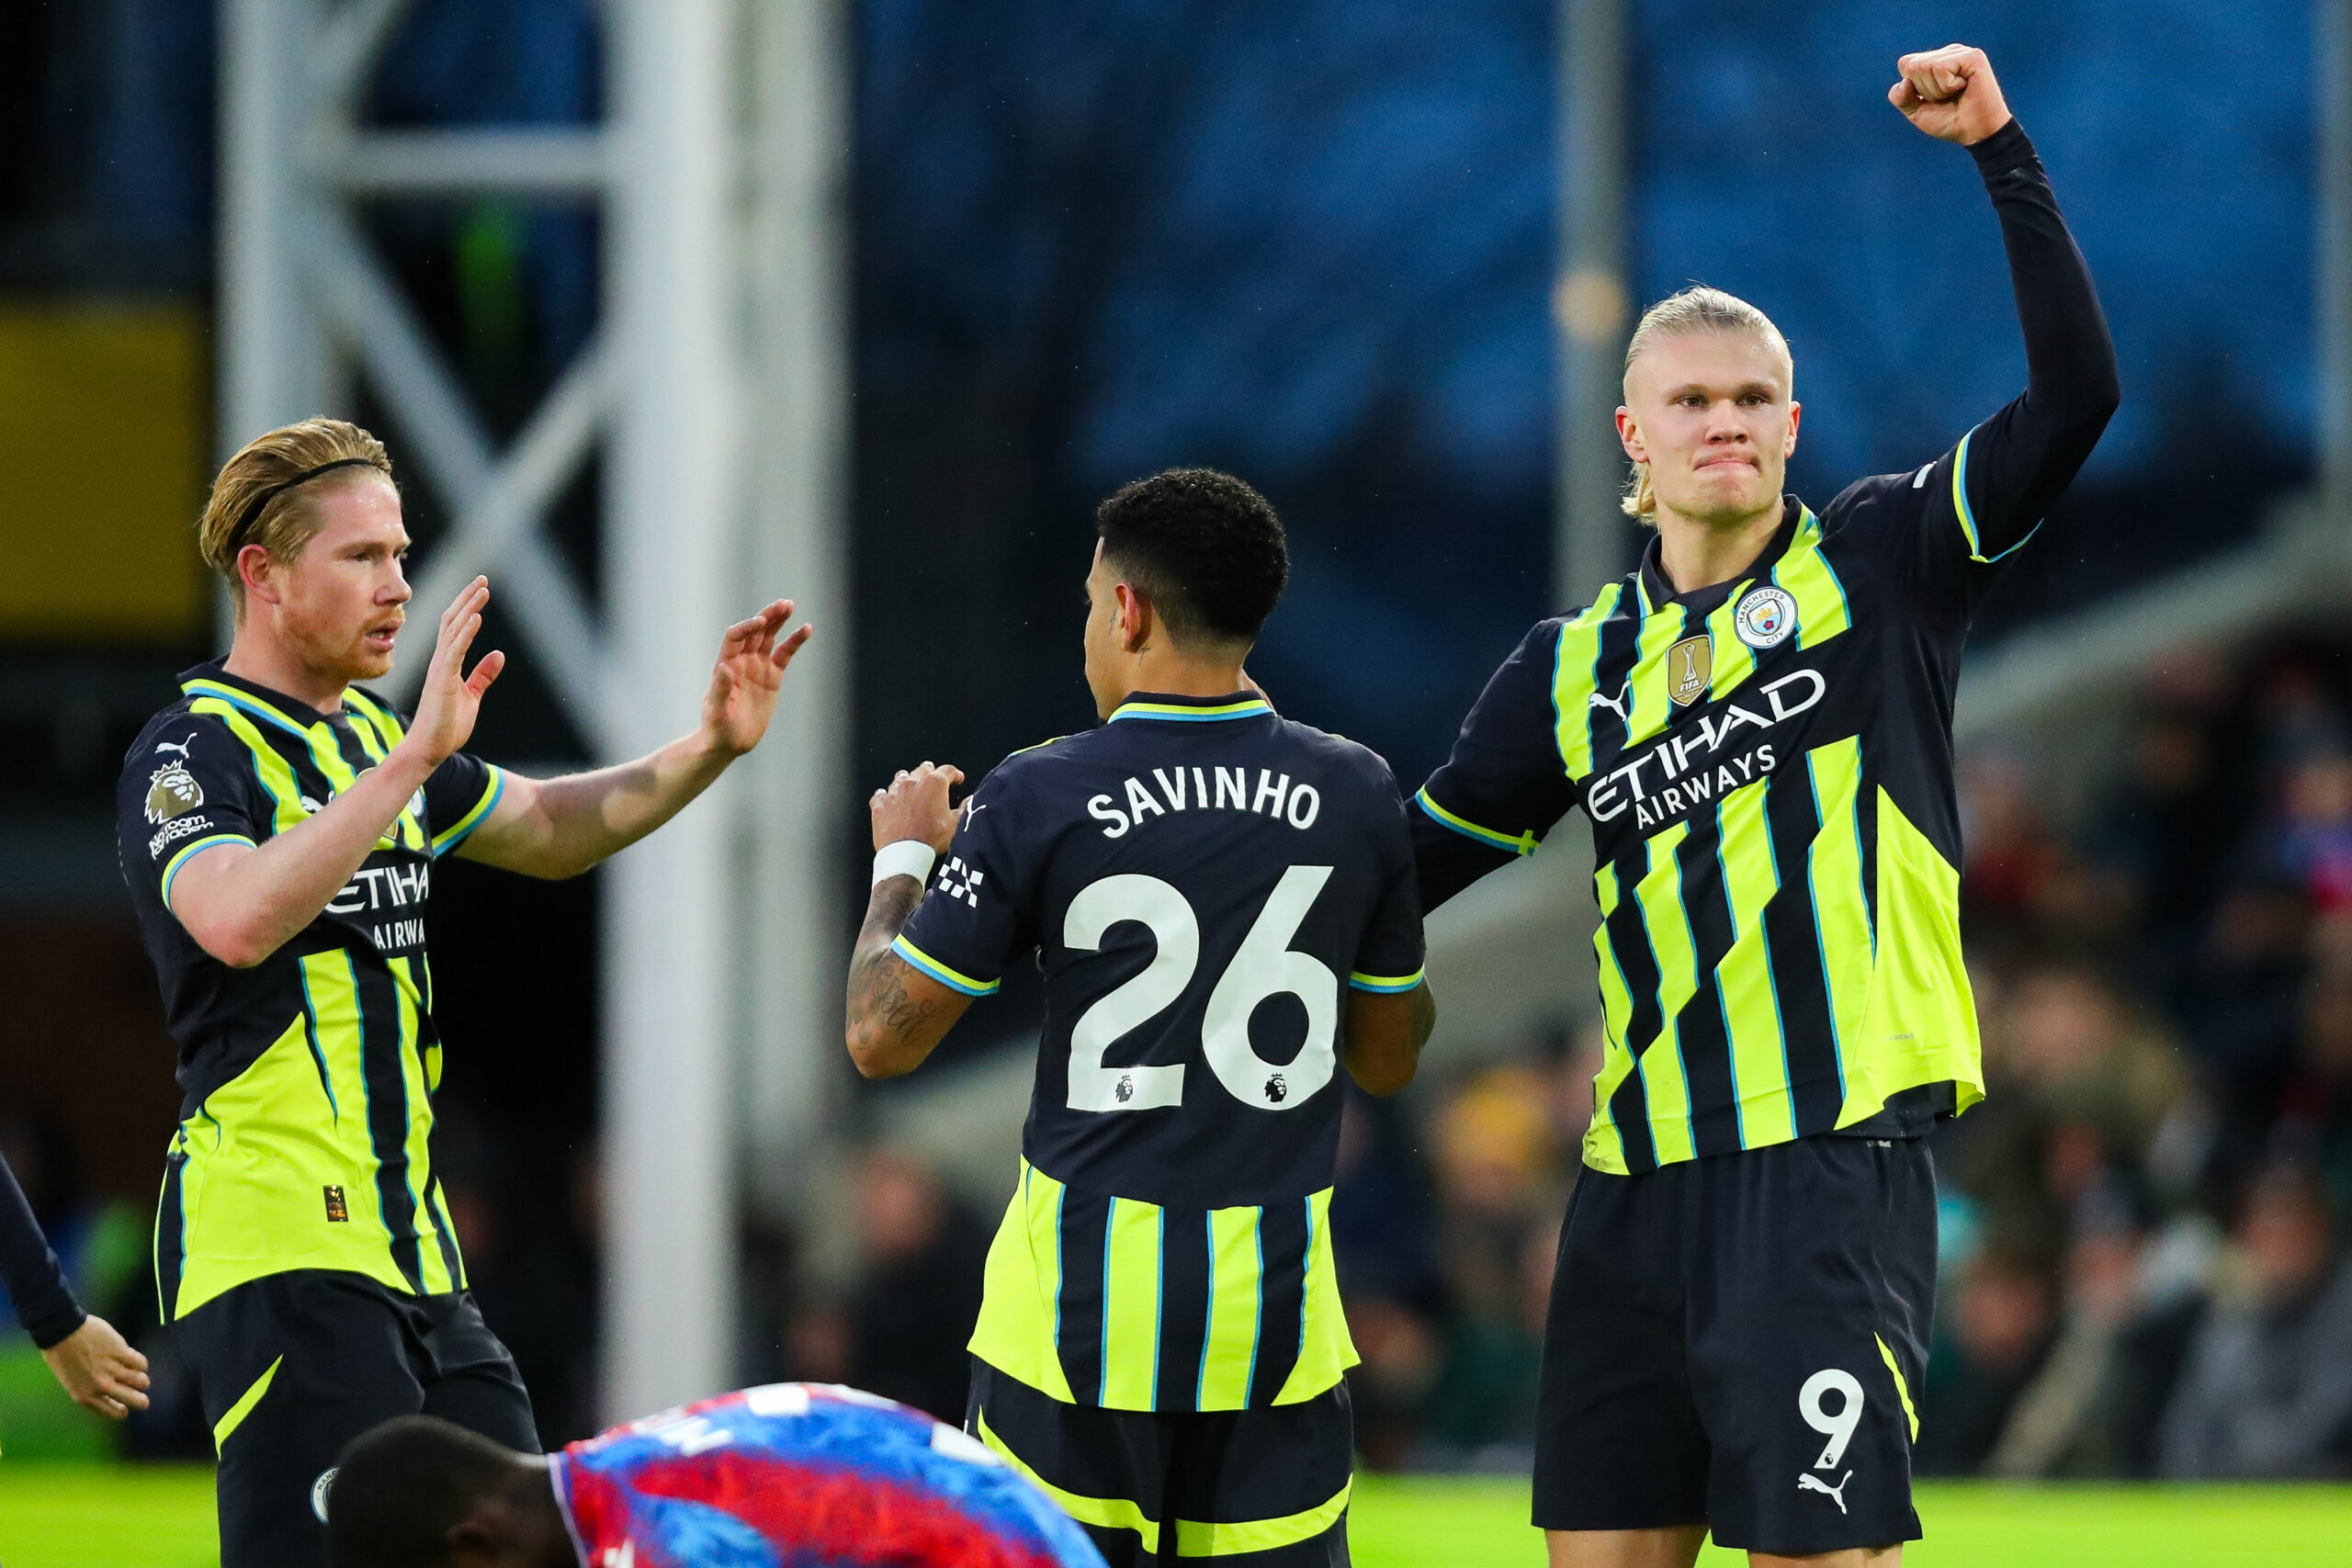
[1413,618,1582,911]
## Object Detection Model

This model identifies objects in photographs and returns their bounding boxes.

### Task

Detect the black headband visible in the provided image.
[229,457,382,547]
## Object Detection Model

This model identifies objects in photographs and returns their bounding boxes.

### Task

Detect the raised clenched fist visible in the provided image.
[1889,45,2013,147]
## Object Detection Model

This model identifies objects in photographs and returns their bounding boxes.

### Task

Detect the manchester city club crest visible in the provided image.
[145,761,205,824]
[1668,634,1713,706]
[1734,585,1799,649]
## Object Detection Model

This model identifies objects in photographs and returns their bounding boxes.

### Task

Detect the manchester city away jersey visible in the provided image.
[1417,478,2008,1177]
[119,662,505,1318]
[895,692,1425,1412]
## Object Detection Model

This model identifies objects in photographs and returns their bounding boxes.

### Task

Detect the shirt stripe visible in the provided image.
[972,1163,1353,1414]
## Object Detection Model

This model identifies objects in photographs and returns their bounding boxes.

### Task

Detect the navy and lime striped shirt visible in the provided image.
[897,692,1425,1410]
[119,663,505,1320]
[1416,122,2118,1178]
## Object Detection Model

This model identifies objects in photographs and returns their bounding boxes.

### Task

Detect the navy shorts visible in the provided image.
[1532,1135,1935,1555]
[172,1269,537,1568]
[967,1358,1352,1567]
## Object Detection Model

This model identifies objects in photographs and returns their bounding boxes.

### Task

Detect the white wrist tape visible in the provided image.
[871,840,938,888]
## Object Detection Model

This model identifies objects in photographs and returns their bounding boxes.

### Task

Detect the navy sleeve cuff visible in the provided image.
[1967,118,2036,177]
[20,1283,88,1351]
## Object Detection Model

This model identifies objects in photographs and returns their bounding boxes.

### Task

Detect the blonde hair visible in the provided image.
[199,418,395,605]
[1619,287,1792,520]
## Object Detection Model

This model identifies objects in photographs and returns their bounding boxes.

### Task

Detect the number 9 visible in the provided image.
[1798,1368,1865,1470]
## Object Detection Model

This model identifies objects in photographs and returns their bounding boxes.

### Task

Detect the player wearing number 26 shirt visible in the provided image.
[846,468,1435,1568]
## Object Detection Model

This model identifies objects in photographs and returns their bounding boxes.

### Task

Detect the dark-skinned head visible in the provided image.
[1083,468,1288,714]
[324,1416,568,1568]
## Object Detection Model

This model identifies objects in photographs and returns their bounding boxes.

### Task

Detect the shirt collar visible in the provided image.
[177,659,347,734]
[1105,690,1276,724]
[1635,495,1807,615]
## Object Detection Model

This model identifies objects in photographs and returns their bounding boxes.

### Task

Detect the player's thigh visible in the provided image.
[967,1358,1172,1568]
[1533,1171,1710,1534]
[415,1290,540,1452]
[174,1271,430,1568]
[1688,1137,1933,1558]
[1164,1380,1354,1565]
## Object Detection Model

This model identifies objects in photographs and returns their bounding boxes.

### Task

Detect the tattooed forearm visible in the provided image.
[843,876,963,1077]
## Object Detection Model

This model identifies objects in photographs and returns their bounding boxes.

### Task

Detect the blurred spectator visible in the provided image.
[789,1148,988,1424]
[2271,745,2352,915]
[438,1127,604,1450]
[2280,967,2352,1221]
[1945,963,2191,1250]
[1917,1240,2060,1475]
[2158,1160,2352,1478]
[1982,1179,2205,1478]
[1408,1061,1567,1466]
[1331,1086,1445,1470]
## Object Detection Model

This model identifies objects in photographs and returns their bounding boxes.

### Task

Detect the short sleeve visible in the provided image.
[894,764,1037,998]
[123,716,264,912]
[423,751,506,858]
[1348,761,1427,994]
[1413,619,1582,910]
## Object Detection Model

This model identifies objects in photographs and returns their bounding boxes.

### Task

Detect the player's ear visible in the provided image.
[1784,400,1802,457]
[1616,405,1645,463]
[1115,581,1152,652]
[238,544,282,606]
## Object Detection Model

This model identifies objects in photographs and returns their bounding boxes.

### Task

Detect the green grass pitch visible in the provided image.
[1,1467,2347,1566]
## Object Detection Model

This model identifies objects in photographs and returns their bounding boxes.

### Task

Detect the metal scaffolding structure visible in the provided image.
[1554,0,1631,615]
[220,0,848,1418]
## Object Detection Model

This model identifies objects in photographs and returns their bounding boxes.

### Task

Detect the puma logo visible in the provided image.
[1588,683,1632,723]
[154,732,197,759]
[1797,1471,1852,1514]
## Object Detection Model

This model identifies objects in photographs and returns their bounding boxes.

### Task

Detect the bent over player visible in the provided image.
[119,417,810,1567]
[322,1383,1104,1568]
[1411,49,2118,1567]
[844,469,1436,1566]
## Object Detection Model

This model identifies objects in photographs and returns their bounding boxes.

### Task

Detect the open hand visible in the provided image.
[871,761,964,854]
[41,1314,150,1419]
[1889,45,2012,146]
[702,600,814,758]
[405,577,504,767]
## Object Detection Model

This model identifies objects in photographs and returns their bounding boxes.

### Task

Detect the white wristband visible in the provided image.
[872,840,938,888]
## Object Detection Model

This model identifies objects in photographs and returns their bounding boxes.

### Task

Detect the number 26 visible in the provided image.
[1063,865,1338,1113]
